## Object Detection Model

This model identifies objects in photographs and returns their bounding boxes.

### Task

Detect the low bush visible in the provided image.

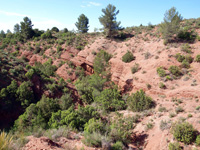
[111,141,124,150]
[109,116,134,144]
[159,82,166,89]
[181,43,192,53]
[169,66,182,77]
[84,118,106,134]
[195,55,200,62]
[160,120,171,131]
[127,89,155,112]
[181,59,190,68]
[122,51,135,63]
[82,132,103,147]
[195,135,200,146]
[175,53,185,62]
[131,63,139,74]
[175,106,184,114]
[157,67,166,77]
[44,126,71,141]
[168,142,182,150]
[178,27,196,42]
[185,55,193,63]
[172,122,196,144]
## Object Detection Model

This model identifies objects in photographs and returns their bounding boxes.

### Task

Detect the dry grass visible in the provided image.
[0,131,13,150]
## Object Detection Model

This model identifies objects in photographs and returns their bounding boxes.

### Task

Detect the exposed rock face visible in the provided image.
[71,35,200,100]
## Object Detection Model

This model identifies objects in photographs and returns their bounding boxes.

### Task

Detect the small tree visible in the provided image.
[75,14,89,33]
[0,30,6,39]
[160,7,183,43]
[99,4,121,37]
[51,27,59,32]
[20,16,34,39]
[14,23,21,33]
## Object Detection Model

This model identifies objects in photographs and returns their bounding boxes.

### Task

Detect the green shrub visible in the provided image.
[181,59,190,68]
[95,88,126,112]
[157,67,166,77]
[175,53,185,62]
[109,116,134,144]
[158,107,167,112]
[57,45,62,52]
[181,43,192,53]
[48,105,100,131]
[185,55,193,63]
[75,74,107,104]
[195,135,200,146]
[131,63,139,74]
[195,55,200,62]
[159,82,166,89]
[41,31,52,39]
[169,66,182,77]
[34,44,40,54]
[84,118,105,134]
[127,89,155,112]
[25,69,35,80]
[44,126,71,141]
[82,132,103,147]
[172,122,196,144]
[15,45,20,51]
[175,106,184,114]
[93,50,112,75]
[16,81,34,108]
[178,27,196,42]
[166,75,172,81]
[168,142,182,150]
[59,93,73,110]
[122,51,135,63]
[111,141,124,150]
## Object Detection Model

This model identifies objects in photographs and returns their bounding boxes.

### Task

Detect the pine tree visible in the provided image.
[99,4,121,37]
[20,17,34,39]
[14,23,20,33]
[75,14,89,33]
[160,7,183,43]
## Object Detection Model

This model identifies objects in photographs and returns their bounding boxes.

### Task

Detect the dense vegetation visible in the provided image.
[0,3,200,150]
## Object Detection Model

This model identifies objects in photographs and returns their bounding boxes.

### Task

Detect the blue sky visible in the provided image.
[0,0,200,32]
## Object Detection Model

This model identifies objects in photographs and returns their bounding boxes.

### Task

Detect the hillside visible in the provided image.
[1,17,200,150]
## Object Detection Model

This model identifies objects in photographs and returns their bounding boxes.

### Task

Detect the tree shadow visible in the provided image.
[134,133,149,149]
[122,79,133,93]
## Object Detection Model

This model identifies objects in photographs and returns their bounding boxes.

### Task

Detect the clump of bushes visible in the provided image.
[175,53,185,62]
[172,122,197,144]
[195,135,200,146]
[122,51,135,63]
[169,66,182,77]
[181,43,192,53]
[181,59,190,68]
[178,27,196,42]
[127,89,155,112]
[196,55,200,62]
[185,55,193,63]
[82,132,104,147]
[157,67,166,77]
